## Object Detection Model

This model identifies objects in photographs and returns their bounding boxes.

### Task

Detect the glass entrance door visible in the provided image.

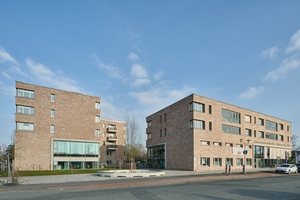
[254,146,264,168]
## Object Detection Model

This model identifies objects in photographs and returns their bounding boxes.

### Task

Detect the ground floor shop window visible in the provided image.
[226,158,233,166]
[236,158,243,166]
[246,159,252,166]
[201,158,210,166]
[147,145,165,169]
[53,161,98,170]
[213,158,221,166]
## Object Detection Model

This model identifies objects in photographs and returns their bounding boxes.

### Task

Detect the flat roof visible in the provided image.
[147,93,291,123]
[16,81,100,98]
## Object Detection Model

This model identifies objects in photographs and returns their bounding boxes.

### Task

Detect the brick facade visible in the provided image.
[146,94,292,171]
[14,81,126,171]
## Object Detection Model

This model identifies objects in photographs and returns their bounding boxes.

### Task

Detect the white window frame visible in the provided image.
[51,125,55,133]
[51,94,55,102]
[16,105,34,115]
[51,109,55,118]
[17,122,34,131]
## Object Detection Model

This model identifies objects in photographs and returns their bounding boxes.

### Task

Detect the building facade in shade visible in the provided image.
[14,81,127,171]
[146,94,293,171]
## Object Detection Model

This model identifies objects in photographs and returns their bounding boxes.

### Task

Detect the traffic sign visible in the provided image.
[243,150,248,155]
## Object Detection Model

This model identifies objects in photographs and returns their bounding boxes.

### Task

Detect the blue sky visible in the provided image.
[1,0,300,146]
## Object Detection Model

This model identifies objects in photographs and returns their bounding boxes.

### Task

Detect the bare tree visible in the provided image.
[125,114,142,171]
[291,135,300,151]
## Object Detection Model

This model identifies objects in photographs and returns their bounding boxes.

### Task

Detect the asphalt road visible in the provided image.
[0,174,299,200]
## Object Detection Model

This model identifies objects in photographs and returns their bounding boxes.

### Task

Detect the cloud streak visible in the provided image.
[239,86,263,99]
[0,46,18,65]
[128,52,139,60]
[260,46,279,59]
[1,72,12,81]
[92,55,123,79]
[130,64,148,78]
[286,29,300,53]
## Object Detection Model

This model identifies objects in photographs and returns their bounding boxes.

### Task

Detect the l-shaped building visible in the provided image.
[146,94,292,171]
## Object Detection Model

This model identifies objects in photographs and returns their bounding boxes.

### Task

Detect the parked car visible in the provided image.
[275,164,298,174]
[296,163,300,171]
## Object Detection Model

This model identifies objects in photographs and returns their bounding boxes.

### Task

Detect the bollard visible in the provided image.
[225,164,228,174]
[228,165,231,174]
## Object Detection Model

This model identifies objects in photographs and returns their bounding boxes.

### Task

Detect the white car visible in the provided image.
[275,164,298,174]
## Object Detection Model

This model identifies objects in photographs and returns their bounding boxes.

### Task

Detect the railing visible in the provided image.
[107,136,118,141]
[107,145,118,150]
[108,127,118,132]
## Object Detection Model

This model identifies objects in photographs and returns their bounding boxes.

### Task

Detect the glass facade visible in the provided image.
[222,125,240,135]
[266,133,277,140]
[254,145,285,168]
[53,161,98,170]
[147,145,165,169]
[190,120,205,129]
[266,120,277,131]
[190,102,205,112]
[54,141,99,157]
[17,89,35,99]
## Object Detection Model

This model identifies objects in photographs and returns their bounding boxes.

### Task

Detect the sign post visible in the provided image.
[243,149,248,174]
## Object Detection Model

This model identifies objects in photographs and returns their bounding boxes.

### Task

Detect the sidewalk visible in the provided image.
[0,168,274,185]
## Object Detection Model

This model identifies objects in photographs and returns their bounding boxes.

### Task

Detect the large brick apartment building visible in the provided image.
[146,94,292,171]
[15,81,127,171]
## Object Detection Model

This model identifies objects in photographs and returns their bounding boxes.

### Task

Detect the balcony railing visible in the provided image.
[108,127,118,132]
[107,145,118,150]
[107,136,118,141]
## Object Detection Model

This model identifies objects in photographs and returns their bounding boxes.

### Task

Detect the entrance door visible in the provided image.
[255,159,263,168]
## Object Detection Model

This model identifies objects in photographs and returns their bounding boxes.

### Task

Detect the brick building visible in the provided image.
[14,81,127,171]
[146,94,292,171]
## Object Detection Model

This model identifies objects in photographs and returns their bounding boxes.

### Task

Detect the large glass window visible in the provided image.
[259,118,264,125]
[147,145,165,169]
[17,89,34,99]
[190,120,205,129]
[16,105,34,115]
[266,132,277,140]
[226,158,233,166]
[222,125,240,135]
[259,131,264,138]
[246,129,251,136]
[237,158,243,166]
[213,158,221,166]
[266,120,277,131]
[16,122,34,131]
[201,158,210,166]
[222,109,240,124]
[54,141,98,157]
[190,102,205,112]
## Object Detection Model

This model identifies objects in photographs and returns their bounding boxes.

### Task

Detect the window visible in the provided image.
[51,125,55,133]
[222,125,240,135]
[160,129,162,137]
[124,143,126,146]
[124,134,126,139]
[164,128,167,136]
[226,158,233,166]
[147,121,151,128]
[209,122,212,131]
[147,133,152,140]
[16,105,34,115]
[279,124,283,130]
[225,143,233,147]
[259,131,264,138]
[17,89,34,99]
[16,122,34,131]
[95,130,99,136]
[246,158,252,166]
[95,102,100,109]
[213,158,221,166]
[209,105,212,114]
[287,126,289,132]
[279,135,283,141]
[124,126,126,130]
[103,123,105,128]
[107,151,111,156]
[124,151,126,156]
[246,129,251,136]
[222,109,240,124]
[288,136,290,142]
[201,141,210,145]
[190,102,205,112]
[190,120,205,129]
[259,118,264,126]
[213,142,221,146]
[267,147,270,158]
[51,110,55,118]
[103,132,105,137]
[160,116,162,123]
[254,117,256,124]
[95,116,100,123]
[254,130,256,137]
[201,158,210,166]
[51,94,55,102]
[103,141,105,145]
[164,114,167,122]
[266,132,277,140]
[237,144,243,148]
[246,145,251,149]
[266,120,277,131]
[237,158,243,166]
[245,115,251,123]
[107,160,112,165]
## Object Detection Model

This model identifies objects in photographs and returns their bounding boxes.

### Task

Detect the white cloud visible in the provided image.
[286,29,300,53]
[263,54,300,81]
[100,98,127,122]
[26,58,84,93]
[132,78,151,87]
[1,72,12,80]
[130,64,148,78]
[260,46,279,59]
[153,71,164,80]
[0,46,18,65]
[0,81,15,96]
[239,86,264,99]
[9,65,27,76]
[129,85,195,115]
[92,55,123,79]
[128,52,139,60]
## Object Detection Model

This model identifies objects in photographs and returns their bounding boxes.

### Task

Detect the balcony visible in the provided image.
[108,127,118,132]
[107,145,118,150]
[107,136,118,141]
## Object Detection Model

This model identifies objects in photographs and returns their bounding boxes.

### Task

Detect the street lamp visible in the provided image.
[241,139,251,174]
